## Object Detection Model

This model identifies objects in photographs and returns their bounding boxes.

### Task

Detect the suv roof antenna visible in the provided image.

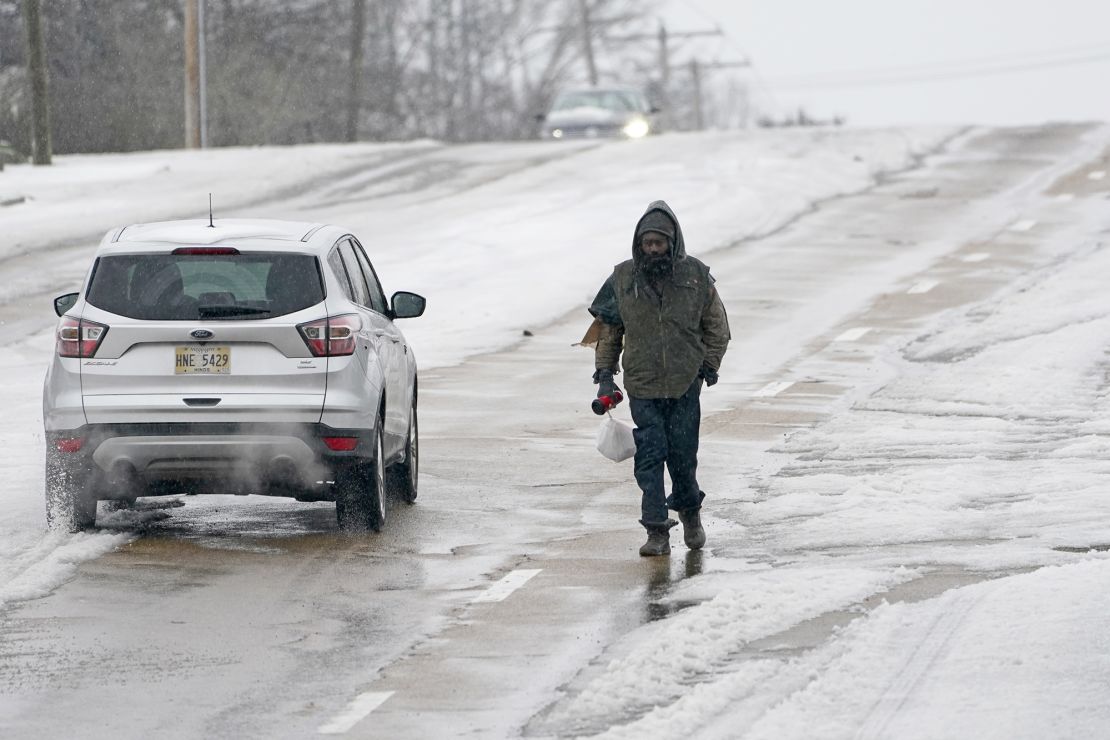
[208,193,214,228]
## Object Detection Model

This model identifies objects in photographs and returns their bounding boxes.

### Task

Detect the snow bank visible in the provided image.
[535,566,916,737]
[593,560,1110,740]
[0,332,133,609]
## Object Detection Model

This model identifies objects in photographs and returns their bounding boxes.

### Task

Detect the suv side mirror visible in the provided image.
[390,291,426,319]
[54,292,79,317]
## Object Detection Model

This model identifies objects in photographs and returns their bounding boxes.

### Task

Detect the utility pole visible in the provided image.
[184,0,200,148]
[657,23,670,128]
[346,0,367,142]
[198,0,208,148]
[22,0,51,165]
[576,0,598,86]
[657,23,670,91]
[689,59,703,130]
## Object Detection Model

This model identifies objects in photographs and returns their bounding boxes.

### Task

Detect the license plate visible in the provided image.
[175,345,231,374]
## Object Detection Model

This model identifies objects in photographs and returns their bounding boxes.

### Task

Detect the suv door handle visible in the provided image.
[184,398,221,407]
[372,330,401,344]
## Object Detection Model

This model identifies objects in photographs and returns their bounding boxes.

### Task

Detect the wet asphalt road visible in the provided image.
[2,124,1108,738]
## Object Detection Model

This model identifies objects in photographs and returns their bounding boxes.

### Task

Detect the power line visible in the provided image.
[770,47,1110,90]
[670,0,785,114]
[776,40,1110,80]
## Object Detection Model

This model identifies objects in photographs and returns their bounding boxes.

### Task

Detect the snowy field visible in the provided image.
[4,124,1110,738]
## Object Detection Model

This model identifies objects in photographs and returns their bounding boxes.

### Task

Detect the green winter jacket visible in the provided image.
[590,201,730,399]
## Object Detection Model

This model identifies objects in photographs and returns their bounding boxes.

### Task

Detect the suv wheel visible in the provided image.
[335,421,386,532]
[45,453,97,532]
[387,394,418,504]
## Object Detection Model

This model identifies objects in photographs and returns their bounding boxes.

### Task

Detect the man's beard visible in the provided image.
[642,254,672,277]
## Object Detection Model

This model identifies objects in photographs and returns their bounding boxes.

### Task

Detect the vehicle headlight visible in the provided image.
[622,118,650,139]
[551,128,564,139]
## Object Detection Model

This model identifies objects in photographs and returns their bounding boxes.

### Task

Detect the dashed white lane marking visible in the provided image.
[907,280,939,295]
[962,252,990,263]
[1056,193,1075,202]
[834,327,872,342]
[1089,170,1106,181]
[318,691,394,735]
[471,569,542,604]
[752,381,794,398]
[1009,219,1037,232]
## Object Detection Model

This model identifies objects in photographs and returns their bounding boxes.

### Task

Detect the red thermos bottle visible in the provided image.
[591,390,624,415]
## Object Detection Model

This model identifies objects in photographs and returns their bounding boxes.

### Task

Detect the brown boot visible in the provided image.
[678,508,706,550]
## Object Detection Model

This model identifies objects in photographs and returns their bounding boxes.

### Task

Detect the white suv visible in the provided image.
[42,219,425,533]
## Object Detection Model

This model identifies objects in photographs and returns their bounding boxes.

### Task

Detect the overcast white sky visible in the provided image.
[661,0,1110,126]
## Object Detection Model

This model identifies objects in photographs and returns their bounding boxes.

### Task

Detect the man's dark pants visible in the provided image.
[630,378,705,529]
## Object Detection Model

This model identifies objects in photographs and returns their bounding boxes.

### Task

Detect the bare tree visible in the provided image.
[1,0,678,154]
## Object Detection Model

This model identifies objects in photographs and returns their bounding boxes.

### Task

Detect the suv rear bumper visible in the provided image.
[46,422,374,499]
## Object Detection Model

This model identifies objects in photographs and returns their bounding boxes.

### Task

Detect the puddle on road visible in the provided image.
[94,491,436,571]
[643,549,707,622]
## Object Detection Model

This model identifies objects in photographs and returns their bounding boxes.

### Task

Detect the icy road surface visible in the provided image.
[3,124,1110,738]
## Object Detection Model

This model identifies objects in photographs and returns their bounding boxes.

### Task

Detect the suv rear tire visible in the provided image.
[45,453,97,532]
[387,394,418,504]
[335,421,386,532]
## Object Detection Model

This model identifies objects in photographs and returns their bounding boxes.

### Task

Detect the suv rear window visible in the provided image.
[86,253,324,320]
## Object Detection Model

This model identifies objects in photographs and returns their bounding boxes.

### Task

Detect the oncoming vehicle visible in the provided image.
[42,219,426,533]
[539,87,659,140]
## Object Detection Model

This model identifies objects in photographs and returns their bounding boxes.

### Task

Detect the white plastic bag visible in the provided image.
[596,415,637,462]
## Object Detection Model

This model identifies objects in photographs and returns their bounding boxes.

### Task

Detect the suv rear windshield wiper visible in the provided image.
[197,305,272,318]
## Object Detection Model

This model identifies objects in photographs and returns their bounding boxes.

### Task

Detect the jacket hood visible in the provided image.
[632,200,686,268]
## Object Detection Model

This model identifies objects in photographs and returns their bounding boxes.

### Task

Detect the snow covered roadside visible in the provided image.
[593,560,1110,740]
[0,140,439,258]
[1,128,957,368]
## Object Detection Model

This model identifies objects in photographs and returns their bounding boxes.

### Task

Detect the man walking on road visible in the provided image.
[589,201,730,556]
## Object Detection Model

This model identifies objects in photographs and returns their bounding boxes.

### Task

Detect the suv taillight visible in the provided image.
[297,315,360,357]
[56,317,109,358]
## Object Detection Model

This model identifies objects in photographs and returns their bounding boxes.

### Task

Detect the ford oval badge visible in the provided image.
[190,329,214,340]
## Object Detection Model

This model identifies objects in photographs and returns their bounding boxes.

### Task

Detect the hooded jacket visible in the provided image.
[589,201,730,399]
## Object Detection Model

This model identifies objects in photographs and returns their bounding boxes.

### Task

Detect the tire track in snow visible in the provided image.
[854,578,996,739]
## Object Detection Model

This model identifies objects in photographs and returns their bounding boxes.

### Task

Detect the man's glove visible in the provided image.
[594,368,619,398]
[698,364,719,387]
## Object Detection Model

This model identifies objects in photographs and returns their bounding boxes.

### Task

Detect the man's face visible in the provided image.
[640,232,669,257]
